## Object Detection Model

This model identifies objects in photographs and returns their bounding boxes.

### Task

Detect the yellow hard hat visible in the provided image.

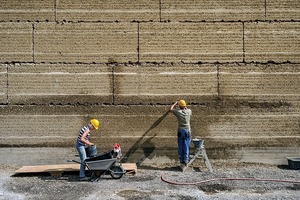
[178,100,186,107]
[90,119,100,130]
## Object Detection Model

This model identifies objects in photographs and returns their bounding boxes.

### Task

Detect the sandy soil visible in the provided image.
[1,160,300,200]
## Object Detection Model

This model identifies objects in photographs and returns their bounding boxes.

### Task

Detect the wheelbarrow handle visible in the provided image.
[67,159,91,170]
[67,159,83,165]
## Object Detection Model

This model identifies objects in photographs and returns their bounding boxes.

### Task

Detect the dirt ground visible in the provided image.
[1,160,300,200]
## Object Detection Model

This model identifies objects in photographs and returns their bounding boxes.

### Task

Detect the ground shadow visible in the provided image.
[138,165,182,172]
[277,165,292,170]
[124,111,170,166]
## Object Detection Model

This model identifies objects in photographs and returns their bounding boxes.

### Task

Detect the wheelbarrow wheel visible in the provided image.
[110,165,124,179]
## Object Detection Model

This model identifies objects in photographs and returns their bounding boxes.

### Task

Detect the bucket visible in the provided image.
[192,138,203,149]
[85,145,97,157]
[287,157,300,170]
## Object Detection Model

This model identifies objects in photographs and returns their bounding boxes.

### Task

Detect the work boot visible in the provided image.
[78,177,90,181]
[180,160,188,166]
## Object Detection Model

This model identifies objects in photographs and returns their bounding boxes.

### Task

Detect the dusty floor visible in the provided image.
[1,160,300,200]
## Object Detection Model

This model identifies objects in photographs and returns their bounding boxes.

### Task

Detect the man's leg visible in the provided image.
[177,135,184,163]
[182,136,191,164]
[182,131,191,164]
[77,145,87,178]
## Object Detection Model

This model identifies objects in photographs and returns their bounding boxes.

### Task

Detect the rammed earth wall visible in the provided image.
[0,0,300,165]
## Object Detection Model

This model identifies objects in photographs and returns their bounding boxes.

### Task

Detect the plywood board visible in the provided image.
[122,163,137,175]
[15,163,137,176]
[15,164,80,176]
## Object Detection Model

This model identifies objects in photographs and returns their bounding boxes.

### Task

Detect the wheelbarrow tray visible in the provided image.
[84,151,116,171]
[68,150,125,180]
[85,158,117,171]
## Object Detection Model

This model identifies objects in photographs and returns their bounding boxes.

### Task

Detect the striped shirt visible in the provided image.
[76,126,90,146]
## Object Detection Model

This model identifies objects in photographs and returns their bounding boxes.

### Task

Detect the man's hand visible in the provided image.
[170,101,178,111]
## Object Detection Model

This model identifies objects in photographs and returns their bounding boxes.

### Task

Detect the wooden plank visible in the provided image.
[15,164,80,174]
[122,163,137,176]
[15,163,137,176]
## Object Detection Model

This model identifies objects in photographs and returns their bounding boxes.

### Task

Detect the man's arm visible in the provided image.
[170,101,178,111]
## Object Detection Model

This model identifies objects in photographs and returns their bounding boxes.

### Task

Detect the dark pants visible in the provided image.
[177,129,191,164]
[76,144,97,178]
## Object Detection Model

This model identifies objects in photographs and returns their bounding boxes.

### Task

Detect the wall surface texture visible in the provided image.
[0,0,300,165]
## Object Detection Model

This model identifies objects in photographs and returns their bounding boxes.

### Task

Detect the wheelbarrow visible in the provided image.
[69,150,126,181]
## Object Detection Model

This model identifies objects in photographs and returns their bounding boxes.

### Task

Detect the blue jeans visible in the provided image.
[177,129,191,164]
[76,144,97,177]
[76,143,87,178]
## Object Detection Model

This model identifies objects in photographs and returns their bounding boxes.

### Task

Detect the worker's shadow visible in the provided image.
[124,110,169,167]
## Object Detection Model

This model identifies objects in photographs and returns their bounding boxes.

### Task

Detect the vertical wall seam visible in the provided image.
[112,65,115,105]
[6,64,9,104]
[137,23,140,63]
[54,0,57,22]
[216,64,220,97]
[265,0,267,19]
[242,22,245,63]
[32,23,35,63]
[159,0,162,22]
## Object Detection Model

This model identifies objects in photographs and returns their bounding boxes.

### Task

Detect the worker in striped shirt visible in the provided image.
[75,119,100,181]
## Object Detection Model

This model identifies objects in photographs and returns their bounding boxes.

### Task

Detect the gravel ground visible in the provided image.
[0,160,300,200]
